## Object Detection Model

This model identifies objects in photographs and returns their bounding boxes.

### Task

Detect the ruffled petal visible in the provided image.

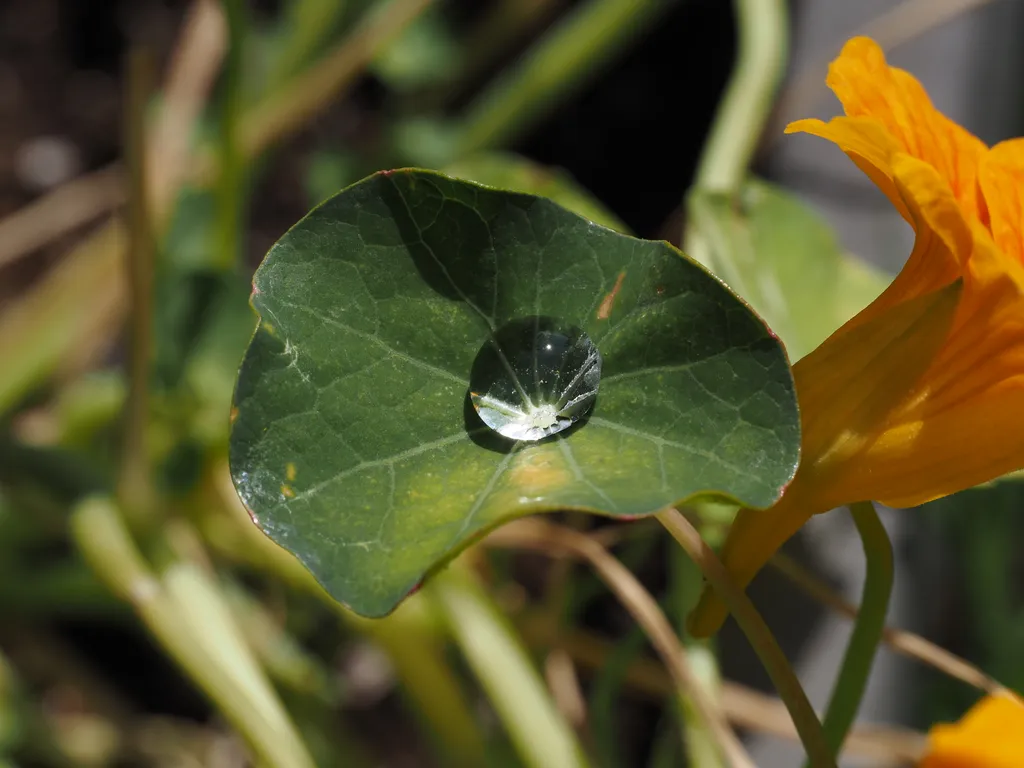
[978,138,1024,264]
[920,694,1024,768]
[825,37,987,217]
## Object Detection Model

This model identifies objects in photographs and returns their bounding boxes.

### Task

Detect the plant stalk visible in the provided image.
[690,0,788,196]
[810,501,893,764]
[655,507,836,768]
[429,565,591,768]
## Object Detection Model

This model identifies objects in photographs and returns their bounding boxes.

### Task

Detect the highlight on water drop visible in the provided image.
[469,316,601,442]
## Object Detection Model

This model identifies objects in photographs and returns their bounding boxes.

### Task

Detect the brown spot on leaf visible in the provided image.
[597,272,627,320]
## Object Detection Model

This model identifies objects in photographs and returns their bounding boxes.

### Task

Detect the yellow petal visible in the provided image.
[855,239,1024,509]
[979,138,1024,264]
[688,279,962,638]
[824,37,987,217]
[920,694,1024,768]
[846,152,1024,508]
[786,115,909,223]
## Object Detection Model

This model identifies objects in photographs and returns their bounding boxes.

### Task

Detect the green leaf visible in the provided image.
[689,178,890,360]
[230,169,799,616]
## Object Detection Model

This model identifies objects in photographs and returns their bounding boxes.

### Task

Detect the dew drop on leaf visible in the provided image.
[469,316,601,442]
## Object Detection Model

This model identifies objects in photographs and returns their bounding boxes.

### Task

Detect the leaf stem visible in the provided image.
[810,501,893,764]
[655,507,836,768]
[690,0,788,196]
[429,564,592,768]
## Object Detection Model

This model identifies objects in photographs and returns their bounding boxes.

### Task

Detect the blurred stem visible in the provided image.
[451,0,563,98]
[71,497,315,768]
[690,0,787,195]
[670,549,725,768]
[206,464,485,765]
[453,0,675,159]
[485,520,752,768]
[655,507,836,768]
[348,606,488,767]
[810,502,893,765]
[430,564,591,768]
[238,0,433,163]
[682,0,787,258]
[119,50,157,528]
[267,0,348,92]
[215,0,246,272]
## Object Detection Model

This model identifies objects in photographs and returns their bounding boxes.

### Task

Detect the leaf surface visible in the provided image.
[230,169,799,615]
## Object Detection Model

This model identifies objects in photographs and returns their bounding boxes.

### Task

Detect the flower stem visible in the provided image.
[690,0,788,196]
[655,507,836,768]
[810,501,894,764]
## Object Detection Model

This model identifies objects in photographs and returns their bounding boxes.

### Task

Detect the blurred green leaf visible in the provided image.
[444,152,629,233]
[371,6,461,90]
[689,178,890,360]
[305,149,362,207]
[229,169,799,616]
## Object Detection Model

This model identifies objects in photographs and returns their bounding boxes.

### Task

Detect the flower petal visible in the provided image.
[688,279,962,638]
[786,116,909,221]
[920,694,1024,768]
[978,138,1024,264]
[824,36,987,216]
[856,236,1024,508]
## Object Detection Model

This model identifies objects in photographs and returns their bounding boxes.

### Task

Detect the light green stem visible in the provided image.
[811,501,894,763]
[454,0,674,158]
[215,0,245,272]
[71,496,315,768]
[119,51,156,528]
[690,0,788,195]
[672,549,725,768]
[429,566,591,768]
[655,507,836,768]
[348,605,488,767]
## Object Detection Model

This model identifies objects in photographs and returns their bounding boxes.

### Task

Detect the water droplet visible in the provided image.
[470,316,601,441]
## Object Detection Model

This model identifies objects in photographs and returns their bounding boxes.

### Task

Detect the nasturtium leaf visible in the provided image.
[689,178,890,360]
[230,169,800,616]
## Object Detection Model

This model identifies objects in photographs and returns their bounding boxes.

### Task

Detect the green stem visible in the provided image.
[348,605,488,767]
[690,0,788,195]
[71,496,316,768]
[655,507,835,768]
[119,50,156,527]
[266,0,349,92]
[453,0,675,159]
[671,548,725,768]
[215,0,246,272]
[429,565,591,768]
[811,501,893,763]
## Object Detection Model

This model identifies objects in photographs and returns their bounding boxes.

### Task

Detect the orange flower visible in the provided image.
[919,694,1024,768]
[689,37,1024,637]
